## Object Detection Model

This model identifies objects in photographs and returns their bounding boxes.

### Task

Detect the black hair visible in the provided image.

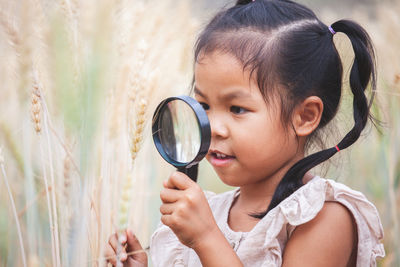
[194,0,377,217]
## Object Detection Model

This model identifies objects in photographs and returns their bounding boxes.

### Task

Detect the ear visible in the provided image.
[292,96,323,137]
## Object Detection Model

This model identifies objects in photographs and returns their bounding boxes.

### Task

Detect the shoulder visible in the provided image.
[282,201,357,267]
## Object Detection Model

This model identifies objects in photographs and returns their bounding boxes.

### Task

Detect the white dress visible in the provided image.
[150,176,385,266]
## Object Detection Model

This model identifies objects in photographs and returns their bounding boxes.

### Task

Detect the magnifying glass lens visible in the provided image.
[158,100,201,164]
[153,95,211,182]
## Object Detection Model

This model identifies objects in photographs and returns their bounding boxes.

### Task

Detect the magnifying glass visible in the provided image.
[152,95,211,182]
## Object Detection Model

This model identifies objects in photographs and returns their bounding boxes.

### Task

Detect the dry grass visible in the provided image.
[0,0,196,265]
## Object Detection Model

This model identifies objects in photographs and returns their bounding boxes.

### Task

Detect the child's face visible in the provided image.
[194,52,303,187]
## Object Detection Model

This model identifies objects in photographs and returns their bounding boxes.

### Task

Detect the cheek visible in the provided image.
[234,120,276,150]
[233,121,293,162]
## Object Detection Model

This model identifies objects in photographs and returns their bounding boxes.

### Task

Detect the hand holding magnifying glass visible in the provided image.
[152,96,211,182]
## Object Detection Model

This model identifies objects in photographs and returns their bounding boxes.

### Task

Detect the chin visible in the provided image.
[218,175,244,187]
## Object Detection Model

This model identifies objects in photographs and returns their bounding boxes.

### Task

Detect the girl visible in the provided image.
[105,0,385,266]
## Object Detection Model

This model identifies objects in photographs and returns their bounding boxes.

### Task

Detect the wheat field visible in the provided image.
[0,0,399,266]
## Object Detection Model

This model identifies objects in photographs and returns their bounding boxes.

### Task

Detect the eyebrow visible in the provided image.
[194,87,252,101]
[194,87,206,98]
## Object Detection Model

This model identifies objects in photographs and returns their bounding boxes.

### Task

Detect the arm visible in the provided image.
[282,202,358,267]
[192,226,243,267]
[160,172,243,267]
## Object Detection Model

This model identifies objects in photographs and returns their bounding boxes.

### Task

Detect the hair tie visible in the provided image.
[335,145,340,152]
[328,26,336,35]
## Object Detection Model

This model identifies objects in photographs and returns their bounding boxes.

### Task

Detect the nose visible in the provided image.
[208,112,229,139]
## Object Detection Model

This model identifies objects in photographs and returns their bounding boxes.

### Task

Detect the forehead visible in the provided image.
[195,51,245,77]
[194,52,257,95]
[194,51,283,116]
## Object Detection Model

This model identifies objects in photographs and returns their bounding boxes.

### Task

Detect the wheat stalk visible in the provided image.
[128,40,147,103]
[117,97,148,231]
[59,0,82,95]
[60,154,72,266]
[31,71,42,133]
[114,39,150,266]
[29,70,56,266]
[0,147,27,267]
[129,99,147,162]
[63,155,72,199]
[40,84,62,267]
[0,147,4,165]
[0,8,20,51]
[0,0,201,265]
[38,134,57,266]
[31,72,62,267]
[0,121,25,174]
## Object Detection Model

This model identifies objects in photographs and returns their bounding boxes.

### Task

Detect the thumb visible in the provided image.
[165,171,194,190]
[125,229,147,262]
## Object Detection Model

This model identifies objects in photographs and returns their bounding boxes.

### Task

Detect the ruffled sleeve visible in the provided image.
[235,177,384,267]
[278,177,385,267]
[149,222,187,267]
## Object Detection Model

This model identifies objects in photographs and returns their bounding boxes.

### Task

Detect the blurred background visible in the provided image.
[0,0,399,266]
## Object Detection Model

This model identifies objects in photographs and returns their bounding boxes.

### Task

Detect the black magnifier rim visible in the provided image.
[152,95,211,168]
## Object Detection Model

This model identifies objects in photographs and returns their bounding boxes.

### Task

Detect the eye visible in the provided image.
[199,102,210,110]
[230,106,247,114]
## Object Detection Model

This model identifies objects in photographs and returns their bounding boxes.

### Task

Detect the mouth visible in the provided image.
[208,149,235,167]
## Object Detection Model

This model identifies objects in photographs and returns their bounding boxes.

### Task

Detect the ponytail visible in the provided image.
[236,0,253,5]
[332,20,376,150]
[253,20,377,218]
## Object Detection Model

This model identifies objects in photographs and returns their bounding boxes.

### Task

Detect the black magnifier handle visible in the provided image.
[177,164,199,183]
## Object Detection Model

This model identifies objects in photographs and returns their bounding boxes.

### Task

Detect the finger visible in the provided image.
[108,233,127,261]
[159,202,175,215]
[108,233,118,253]
[165,172,194,190]
[160,188,182,203]
[160,214,174,228]
[104,243,118,266]
[126,229,148,263]
[109,232,128,249]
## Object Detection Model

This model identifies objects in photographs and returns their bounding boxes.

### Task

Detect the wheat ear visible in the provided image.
[119,40,149,228]
[31,72,42,133]
[0,147,27,267]
[115,40,149,267]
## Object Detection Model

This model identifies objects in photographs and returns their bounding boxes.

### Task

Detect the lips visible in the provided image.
[214,152,233,159]
[208,149,235,167]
